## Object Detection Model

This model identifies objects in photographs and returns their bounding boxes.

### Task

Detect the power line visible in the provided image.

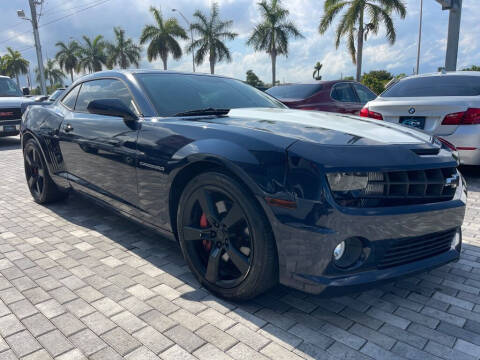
[0,0,112,47]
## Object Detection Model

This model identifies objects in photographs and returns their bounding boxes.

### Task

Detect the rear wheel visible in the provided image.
[177,172,278,300]
[24,139,68,204]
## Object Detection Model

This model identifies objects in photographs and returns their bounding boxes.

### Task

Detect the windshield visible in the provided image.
[266,84,322,100]
[135,73,285,117]
[49,89,65,101]
[382,75,480,97]
[0,77,22,97]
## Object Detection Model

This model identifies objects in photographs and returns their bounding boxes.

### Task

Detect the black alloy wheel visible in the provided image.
[178,172,278,300]
[23,139,68,204]
[24,143,46,199]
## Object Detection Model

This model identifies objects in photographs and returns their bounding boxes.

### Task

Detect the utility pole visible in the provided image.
[435,0,463,71]
[172,9,195,72]
[416,0,423,75]
[20,0,47,95]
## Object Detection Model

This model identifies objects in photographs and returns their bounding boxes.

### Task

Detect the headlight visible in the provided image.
[326,173,368,192]
[326,172,385,207]
[333,242,345,260]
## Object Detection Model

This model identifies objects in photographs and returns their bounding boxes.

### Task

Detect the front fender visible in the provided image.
[170,138,288,196]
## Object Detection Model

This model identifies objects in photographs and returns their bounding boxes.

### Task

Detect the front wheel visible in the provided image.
[177,172,278,300]
[24,139,68,204]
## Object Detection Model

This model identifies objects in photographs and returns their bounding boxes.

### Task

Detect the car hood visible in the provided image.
[0,96,34,107]
[224,108,432,146]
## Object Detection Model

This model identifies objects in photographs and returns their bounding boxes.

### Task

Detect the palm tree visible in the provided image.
[247,0,303,86]
[0,56,6,76]
[107,27,141,69]
[3,47,29,88]
[35,59,65,89]
[319,0,406,81]
[313,62,323,80]
[187,3,238,74]
[77,35,107,73]
[55,40,81,83]
[140,7,187,70]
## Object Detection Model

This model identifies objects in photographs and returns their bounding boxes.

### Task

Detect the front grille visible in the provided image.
[339,168,458,207]
[0,107,22,121]
[378,228,456,269]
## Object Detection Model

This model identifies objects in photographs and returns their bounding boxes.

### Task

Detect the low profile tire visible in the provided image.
[177,172,278,300]
[24,139,68,204]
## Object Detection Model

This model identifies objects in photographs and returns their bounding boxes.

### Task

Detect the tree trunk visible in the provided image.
[209,51,215,74]
[271,52,276,86]
[70,70,74,83]
[161,55,168,70]
[356,10,364,82]
[15,73,20,89]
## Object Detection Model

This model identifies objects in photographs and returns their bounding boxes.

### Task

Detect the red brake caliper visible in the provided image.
[200,213,212,252]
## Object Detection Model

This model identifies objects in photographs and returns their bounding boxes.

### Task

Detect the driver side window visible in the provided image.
[74,79,136,114]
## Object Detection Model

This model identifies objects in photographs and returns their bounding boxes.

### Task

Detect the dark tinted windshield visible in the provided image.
[135,73,284,117]
[382,75,480,97]
[266,84,322,99]
[0,77,22,97]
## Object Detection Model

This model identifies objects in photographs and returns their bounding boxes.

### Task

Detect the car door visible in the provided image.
[58,78,141,215]
[330,82,360,114]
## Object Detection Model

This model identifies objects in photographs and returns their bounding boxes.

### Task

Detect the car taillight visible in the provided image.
[436,136,457,151]
[442,108,480,125]
[359,107,383,120]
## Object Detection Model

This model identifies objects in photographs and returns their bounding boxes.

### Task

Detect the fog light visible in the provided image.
[333,237,364,269]
[333,242,345,260]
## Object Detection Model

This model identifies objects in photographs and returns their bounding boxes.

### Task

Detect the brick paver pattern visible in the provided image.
[1,136,480,360]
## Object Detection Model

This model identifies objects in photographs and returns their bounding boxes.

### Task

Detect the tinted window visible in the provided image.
[353,83,377,103]
[75,79,136,113]
[331,83,357,102]
[382,75,480,97]
[61,85,80,109]
[266,84,322,99]
[135,73,284,117]
[0,77,22,97]
[49,89,65,101]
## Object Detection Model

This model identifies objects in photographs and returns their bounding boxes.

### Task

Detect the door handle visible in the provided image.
[64,123,74,133]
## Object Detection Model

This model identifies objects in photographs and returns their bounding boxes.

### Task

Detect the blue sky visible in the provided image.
[1,0,479,88]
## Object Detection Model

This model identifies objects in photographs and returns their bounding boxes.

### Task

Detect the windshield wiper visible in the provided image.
[174,108,230,117]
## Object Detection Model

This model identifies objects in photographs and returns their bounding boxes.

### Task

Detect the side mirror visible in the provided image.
[87,98,138,121]
[22,87,30,96]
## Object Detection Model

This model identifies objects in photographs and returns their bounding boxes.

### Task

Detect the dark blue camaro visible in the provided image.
[21,70,466,299]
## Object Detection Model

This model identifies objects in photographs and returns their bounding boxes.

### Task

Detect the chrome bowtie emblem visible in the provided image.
[408,107,416,114]
[445,174,459,188]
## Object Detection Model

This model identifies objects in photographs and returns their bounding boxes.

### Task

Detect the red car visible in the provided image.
[266,80,377,114]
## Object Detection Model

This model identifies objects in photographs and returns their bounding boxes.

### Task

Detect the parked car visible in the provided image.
[266,80,377,114]
[0,76,33,138]
[21,70,465,299]
[361,72,480,165]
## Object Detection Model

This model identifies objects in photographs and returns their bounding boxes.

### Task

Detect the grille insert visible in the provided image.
[0,108,22,121]
[336,168,458,207]
[378,229,456,269]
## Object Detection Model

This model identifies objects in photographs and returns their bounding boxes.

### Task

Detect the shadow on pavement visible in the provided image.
[0,136,21,151]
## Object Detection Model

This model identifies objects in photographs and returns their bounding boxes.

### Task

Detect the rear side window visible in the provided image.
[353,83,377,103]
[331,83,357,102]
[382,75,480,97]
[266,84,322,99]
[75,79,136,113]
[60,85,80,109]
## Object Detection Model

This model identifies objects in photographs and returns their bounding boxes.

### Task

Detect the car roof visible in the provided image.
[401,71,480,80]
[269,80,357,88]
[79,69,234,82]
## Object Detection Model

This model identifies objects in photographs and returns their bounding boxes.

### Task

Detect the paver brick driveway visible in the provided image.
[1,136,480,360]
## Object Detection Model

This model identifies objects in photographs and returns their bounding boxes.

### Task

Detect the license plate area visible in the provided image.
[3,125,17,132]
[399,116,425,129]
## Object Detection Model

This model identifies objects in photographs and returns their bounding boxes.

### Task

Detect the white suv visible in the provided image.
[360,71,480,165]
